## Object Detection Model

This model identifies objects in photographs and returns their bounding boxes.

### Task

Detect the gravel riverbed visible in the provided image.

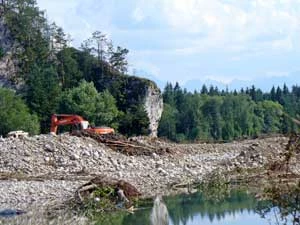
[0,134,290,212]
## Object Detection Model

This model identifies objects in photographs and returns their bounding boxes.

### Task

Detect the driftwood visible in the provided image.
[72,131,171,156]
[75,176,141,205]
[268,133,300,174]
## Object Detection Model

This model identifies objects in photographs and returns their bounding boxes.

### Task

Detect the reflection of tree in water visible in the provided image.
[92,212,127,225]
[165,189,257,225]
[96,189,258,225]
[94,187,298,225]
[256,181,300,225]
[122,208,152,225]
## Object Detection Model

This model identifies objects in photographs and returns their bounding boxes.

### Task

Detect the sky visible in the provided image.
[36,0,300,91]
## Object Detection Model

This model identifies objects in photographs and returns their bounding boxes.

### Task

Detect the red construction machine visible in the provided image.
[50,114,115,135]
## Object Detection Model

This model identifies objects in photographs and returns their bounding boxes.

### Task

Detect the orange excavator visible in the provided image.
[50,114,115,135]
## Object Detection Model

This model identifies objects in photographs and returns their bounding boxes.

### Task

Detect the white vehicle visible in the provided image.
[7,130,29,138]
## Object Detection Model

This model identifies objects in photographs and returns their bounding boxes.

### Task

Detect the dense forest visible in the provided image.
[0,0,150,136]
[0,0,299,142]
[158,83,300,142]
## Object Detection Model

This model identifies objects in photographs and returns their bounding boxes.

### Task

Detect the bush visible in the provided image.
[118,104,150,136]
[59,81,120,129]
[0,88,40,136]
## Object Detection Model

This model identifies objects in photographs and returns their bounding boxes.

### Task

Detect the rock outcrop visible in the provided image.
[0,16,13,53]
[144,85,163,137]
[0,15,19,89]
[0,54,18,89]
[96,74,163,137]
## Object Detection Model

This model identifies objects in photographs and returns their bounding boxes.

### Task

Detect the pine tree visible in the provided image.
[270,86,276,101]
[56,47,83,89]
[109,46,129,74]
[26,64,61,132]
[158,104,178,140]
[162,83,175,106]
[283,83,289,95]
[201,84,208,94]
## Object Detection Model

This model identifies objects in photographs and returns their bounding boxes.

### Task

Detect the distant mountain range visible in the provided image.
[135,70,300,92]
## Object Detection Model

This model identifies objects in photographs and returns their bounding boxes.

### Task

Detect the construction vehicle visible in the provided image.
[50,114,115,135]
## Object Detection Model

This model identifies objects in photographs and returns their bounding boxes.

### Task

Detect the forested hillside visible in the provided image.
[158,83,300,142]
[0,0,152,136]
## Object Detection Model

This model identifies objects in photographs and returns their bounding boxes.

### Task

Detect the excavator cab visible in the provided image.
[80,121,89,129]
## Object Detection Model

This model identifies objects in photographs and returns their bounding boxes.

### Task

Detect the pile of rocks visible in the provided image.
[220,137,288,171]
[0,133,289,211]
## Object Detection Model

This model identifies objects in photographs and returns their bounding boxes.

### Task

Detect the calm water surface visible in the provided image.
[94,189,294,225]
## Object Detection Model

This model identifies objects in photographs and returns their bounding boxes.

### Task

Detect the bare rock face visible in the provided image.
[0,16,19,89]
[0,54,18,89]
[97,74,163,137]
[0,16,13,53]
[144,86,163,137]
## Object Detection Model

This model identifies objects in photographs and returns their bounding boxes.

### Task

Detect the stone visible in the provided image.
[93,151,99,158]
[239,151,246,157]
[152,152,159,159]
[44,144,54,152]
[70,154,80,160]
[44,157,50,162]
[82,150,90,157]
[158,168,168,176]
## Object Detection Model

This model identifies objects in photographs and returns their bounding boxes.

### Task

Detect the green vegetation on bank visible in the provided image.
[158,83,299,142]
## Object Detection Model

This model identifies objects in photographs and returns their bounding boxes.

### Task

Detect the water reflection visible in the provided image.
[256,181,300,225]
[150,196,169,225]
[165,190,257,225]
[94,189,297,225]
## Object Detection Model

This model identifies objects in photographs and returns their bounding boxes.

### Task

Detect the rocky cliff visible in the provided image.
[96,74,163,137]
[144,85,163,137]
[0,54,18,89]
[0,15,19,89]
[0,15,13,53]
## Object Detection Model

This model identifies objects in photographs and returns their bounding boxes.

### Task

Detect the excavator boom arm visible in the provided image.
[50,114,86,134]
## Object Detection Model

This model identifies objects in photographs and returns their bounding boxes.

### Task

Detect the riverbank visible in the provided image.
[1,133,295,214]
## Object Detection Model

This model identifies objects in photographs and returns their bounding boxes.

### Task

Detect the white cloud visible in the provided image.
[37,0,300,53]
[36,0,300,84]
[160,0,300,54]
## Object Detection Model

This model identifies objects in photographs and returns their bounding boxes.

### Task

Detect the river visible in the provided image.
[93,188,298,225]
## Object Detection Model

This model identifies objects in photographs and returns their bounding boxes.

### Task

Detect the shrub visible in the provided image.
[0,88,40,136]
